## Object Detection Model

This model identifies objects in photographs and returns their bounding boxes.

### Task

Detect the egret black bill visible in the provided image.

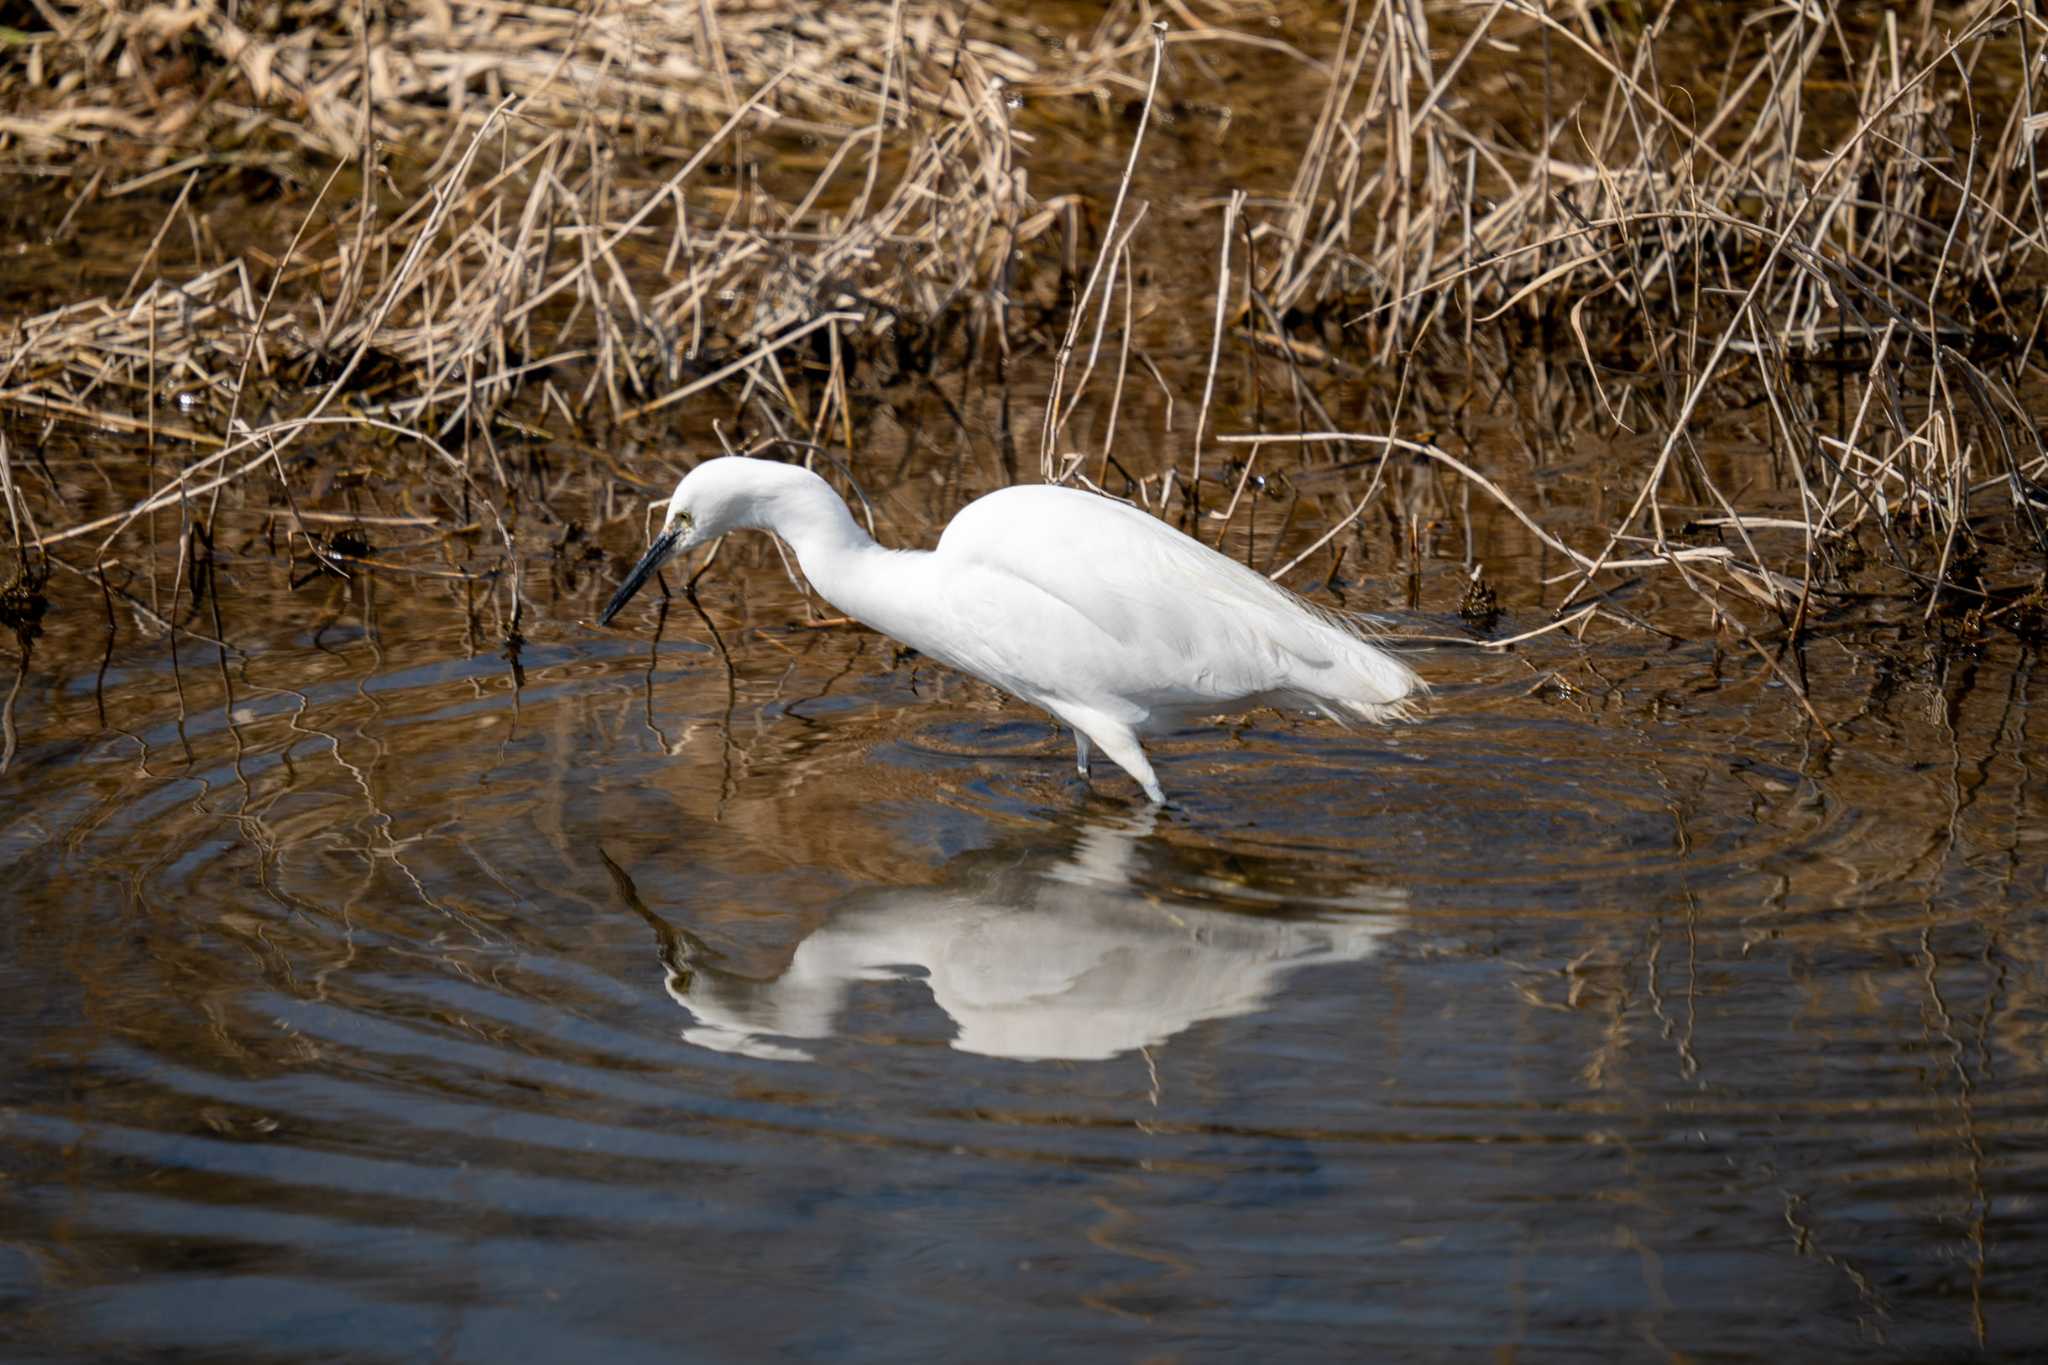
[599,526,682,625]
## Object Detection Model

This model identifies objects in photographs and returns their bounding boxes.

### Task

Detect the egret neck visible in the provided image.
[714,464,933,648]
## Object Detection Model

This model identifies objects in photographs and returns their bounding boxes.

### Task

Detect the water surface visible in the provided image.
[4,566,2045,1361]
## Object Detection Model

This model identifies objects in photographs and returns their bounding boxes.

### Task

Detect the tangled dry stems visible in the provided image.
[1233,0,2048,638]
[1,0,2045,680]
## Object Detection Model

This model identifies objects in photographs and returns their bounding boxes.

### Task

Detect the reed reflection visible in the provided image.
[618,811,1404,1063]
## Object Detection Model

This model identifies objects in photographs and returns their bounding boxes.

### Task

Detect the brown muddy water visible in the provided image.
[3,514,2045,1361]
[5,47,2048,1365]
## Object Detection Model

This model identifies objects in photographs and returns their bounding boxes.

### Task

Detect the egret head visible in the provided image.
[598,468,710,625]
[598,457,800,625]
[599,456,854,626]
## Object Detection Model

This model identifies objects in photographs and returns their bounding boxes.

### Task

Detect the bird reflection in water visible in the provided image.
[606,813,1403,1064]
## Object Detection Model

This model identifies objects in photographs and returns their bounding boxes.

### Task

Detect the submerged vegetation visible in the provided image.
[0,0,2045,701]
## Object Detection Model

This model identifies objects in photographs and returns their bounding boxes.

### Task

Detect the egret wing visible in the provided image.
[923,485,1386,722]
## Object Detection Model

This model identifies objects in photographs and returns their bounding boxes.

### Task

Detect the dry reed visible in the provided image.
[1,0,2044,680]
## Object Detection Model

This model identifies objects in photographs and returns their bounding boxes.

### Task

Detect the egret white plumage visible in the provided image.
[599,456,1424,803]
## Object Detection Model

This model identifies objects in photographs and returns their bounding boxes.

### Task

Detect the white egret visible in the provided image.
[599,456,1424,803]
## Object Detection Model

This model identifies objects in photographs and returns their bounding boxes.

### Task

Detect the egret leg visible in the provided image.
[1062,713,1164,805]
[1074,730,1092,779]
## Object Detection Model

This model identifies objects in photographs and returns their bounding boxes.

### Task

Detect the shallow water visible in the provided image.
[3,562,2045,1361]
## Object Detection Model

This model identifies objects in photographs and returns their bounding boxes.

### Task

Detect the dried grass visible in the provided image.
[2,0,2045,684]
[1,1,1055,159]
[1197,0,2048,664]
